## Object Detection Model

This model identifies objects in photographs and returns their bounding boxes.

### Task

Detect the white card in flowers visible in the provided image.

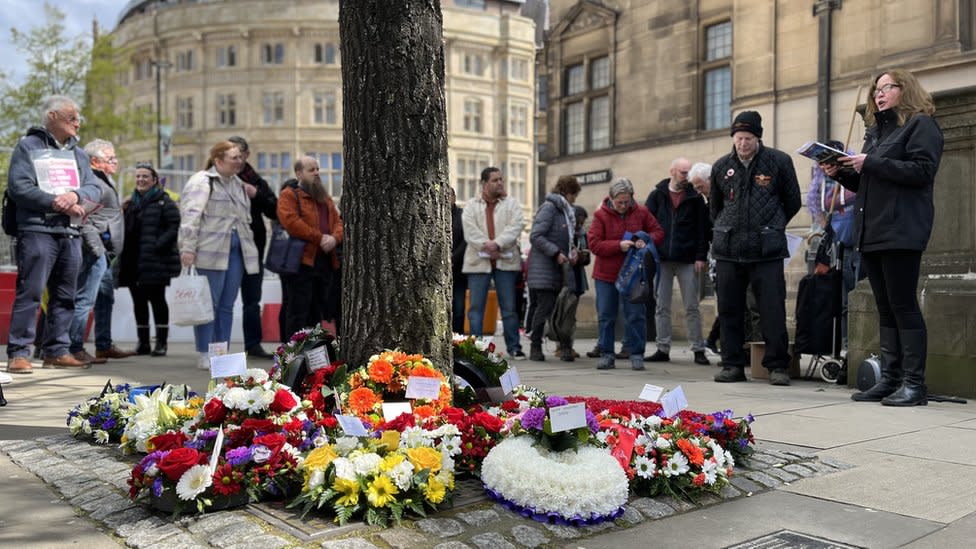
[335,414,369,437]
[638,383,664,402]
[661,385,689,418]
[405,376,441,399]
[548,402,587,433]
[210,352,247,379]
[499,367,520,395]
[305,346,330,372]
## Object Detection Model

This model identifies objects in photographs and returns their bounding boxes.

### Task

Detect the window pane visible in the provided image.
[589,96,610,150]
[590,57,610,89]
[565,102,584,154]
[537,75,548,111]
[706,22,732,61]
[566,64,584,95]
[704,67,731,130]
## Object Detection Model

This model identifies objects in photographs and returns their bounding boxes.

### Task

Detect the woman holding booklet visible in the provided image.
[822,69,944,407]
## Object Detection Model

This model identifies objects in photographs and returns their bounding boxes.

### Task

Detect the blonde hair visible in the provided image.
[865,69,935,127]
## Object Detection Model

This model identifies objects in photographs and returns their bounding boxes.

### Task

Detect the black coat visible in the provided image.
[451,205,466,279]
[645,178,710,263]
[118,189,181,287]
[709,144,802,262]
[835,110,943,253]
[238,162,277,257]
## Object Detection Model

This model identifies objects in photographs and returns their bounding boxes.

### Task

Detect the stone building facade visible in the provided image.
[112,0,536,210]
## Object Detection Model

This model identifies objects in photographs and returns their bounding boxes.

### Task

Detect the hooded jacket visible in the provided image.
[527,193,574,290]
[588,198,664,284]
[835,110,943,252]
[6,127,102,236]
[80,169,124,256]
[645,178,710,263]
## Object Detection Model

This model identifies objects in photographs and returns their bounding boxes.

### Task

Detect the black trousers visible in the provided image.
[529,288,558,347]
[129,284,168,327]
[861,250,924,331]
[281,259,336,340]
[715,260,790,370]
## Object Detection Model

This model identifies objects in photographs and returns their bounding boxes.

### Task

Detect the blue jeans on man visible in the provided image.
[93,263,115,351]
[7,232,82,359]
[194,231,245,353]
[467,269,521,355]
[68,252,107,354]
[595,279,646,362]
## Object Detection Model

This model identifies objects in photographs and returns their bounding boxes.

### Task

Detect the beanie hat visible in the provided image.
[730,111,763,138]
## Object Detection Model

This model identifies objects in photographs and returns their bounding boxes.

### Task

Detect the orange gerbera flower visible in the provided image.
[410,365,442,379]
[388,351,409,365]
[413,405,435,419]
[676,439,705,467]
[348,387,380,415]
[404,353,423,363]
[368,359,394,384]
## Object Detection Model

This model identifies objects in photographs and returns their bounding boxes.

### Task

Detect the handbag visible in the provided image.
[265,187,306,274]
[170,266,214,326]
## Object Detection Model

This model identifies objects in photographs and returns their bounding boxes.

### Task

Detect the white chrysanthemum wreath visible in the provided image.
[480,436,628,525]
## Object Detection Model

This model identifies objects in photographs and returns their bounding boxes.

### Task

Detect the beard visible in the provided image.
[301,175,328,203]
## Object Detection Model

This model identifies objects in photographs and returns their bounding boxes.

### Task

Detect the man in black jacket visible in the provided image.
[644,157,711,365]
[449,186,467,333]
[709,111,801,385]
[228,136,278,358]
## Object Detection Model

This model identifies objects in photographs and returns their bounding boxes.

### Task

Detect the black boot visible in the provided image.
[135,326,151,355]
[852,326,902,402]
[151,326,168,357]
[529,344,545,362]
[882,329,928,407]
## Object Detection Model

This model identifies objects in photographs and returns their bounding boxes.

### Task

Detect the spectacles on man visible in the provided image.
[55,111,84,125]
[873,83,901,97]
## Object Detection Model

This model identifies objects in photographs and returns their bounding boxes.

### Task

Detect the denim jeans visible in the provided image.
[467,270,521,354]
[194,231,245,353]
[7,232,81,358]
[654,261,704,353]
[93,262,115,351]
[69,253,108,353]
[595,279,645,359]
[239,263,264,350]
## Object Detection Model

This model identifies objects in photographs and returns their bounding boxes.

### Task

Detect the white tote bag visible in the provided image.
[171,266,214,326]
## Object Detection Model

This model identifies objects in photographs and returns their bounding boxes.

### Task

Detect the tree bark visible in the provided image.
[339,0,452,371]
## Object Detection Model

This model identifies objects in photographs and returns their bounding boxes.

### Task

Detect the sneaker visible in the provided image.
[768,368,791,386]
[529,347,545,362]
[96,346,136,359]
[585,346,602,358]
[596,355,616,370]
[6,357,33,375]
[510,350,527,361]
[42,354,91,369]
[560,351,575,362]
[73,350,107,365]
[705,340,719,356]
[197,354,211,370]
[0,371,11,384]
[630,356,645,371]
[694,351,710,365]
[644,350,670,362]
[714,366,747,383]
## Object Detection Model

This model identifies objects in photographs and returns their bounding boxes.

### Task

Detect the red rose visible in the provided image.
[150,431,188,452]
[241,418,276,434]
[319,416,338,429]
[442,407,465,425]
[204,399,227,424]
[269,389,298,414]
[473,412,503,432]
[157,447,204,481]
[383,412,415,432]
[253,433,287,455]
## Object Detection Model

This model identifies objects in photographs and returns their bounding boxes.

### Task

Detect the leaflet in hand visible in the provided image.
[478,251,514,259]
[796,141,848,165]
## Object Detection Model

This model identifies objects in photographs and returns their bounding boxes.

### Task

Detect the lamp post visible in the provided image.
[151,59,172,168]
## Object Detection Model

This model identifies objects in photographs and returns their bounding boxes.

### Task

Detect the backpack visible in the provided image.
[2,190,17,236]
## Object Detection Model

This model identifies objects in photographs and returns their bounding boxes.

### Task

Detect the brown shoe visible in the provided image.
[96,346,136,359]
[6,357,33,374]
[42,354,91,369]
[73,350,107,365]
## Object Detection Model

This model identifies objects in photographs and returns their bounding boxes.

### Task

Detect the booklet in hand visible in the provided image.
[796,141,848,165]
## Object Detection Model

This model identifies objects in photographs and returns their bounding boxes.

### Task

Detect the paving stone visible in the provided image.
[694,493,723,506]
[71,486,117,507]
[36,434,75,446]
[746,452,787,467]
[102,506,153,530]
[90,495,137,520]
[729,475,764,494]
[117,517,168,538]
[55,478,104,498]
[222,534,291,549]
[510,524,549,548]
[124,523,182,548]
[184,512,249,534]
[417,517,464,538]
[542,523,581,539]
[469,532,515,549]
[319,539,381,549]
[782,463,817,477]
[630,497,676,519]
[7,448,48,466]
[39,464,85,483]
[764,466,799,483]
[455,509,500,527]
[433,543,473,549]
[818,456,855,470]
[581,521,615,533]
[801,460,837,475]
[616,505,645,525]
[718,484,741,500]
[657,495,695,512]
[759,448,795,462]
[377,527,429,549]
[782,449,818,460]
[743,470,782,489]
[144,533,206,549]
[0,439,34,452]
[107,474,132,491]
[207,520,266,548]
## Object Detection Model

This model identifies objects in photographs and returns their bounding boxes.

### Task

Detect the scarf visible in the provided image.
[131,185,162,208]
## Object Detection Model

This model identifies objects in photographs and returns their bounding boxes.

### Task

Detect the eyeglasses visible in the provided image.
[874,83,901,97]
[55,111,84,125]
[101,157,118,164]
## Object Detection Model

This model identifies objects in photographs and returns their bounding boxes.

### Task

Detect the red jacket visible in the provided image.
[587,197,664,283]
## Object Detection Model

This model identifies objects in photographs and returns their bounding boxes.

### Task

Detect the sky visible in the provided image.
[0,0,130,83]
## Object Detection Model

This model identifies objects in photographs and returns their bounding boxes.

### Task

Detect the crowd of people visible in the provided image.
[5,67,943,407]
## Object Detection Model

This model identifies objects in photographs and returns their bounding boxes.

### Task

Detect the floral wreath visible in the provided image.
[341,350,452,429]
[270,325,338,385]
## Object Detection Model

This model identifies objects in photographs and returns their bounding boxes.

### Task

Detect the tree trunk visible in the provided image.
[339,0,452,371]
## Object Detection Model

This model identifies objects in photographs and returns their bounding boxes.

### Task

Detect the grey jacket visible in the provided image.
[6,127,102,236]
[81,169,124,256]
[527,193,573,290]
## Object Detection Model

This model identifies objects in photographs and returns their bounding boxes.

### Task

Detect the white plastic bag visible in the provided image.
[171,266,214,326]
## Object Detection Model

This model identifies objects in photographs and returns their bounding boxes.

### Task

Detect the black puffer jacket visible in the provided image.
[645,178,709,263]
[118,188,181,287]
[709,144,802,262]
[835,110,943,253]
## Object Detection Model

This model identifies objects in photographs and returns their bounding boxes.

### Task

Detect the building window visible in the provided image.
[506,158,527,205]
[262,43,285,65]
[256,152,293,187]
[509,102,528,138]
[455,0,486,9]
[314,43,338,65]
[564,102,584,155]
[216,46,237,68]
[313,91,337,125]
[565,64,584,95]
[463,98,483,133]
[589,96,610,150]
[176,97,193,130]
[175,50,194,72]
[306,152,344,197]
[217,94,236,128]
[462,52,484,76]
[703,21,732,130]
[454,155,490,202]
[510,57,529,81]
[590,56,610,89]
[262,92,285,125]
[537,74,548,112]
[172,154,196,192]
[135,58,152,81]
